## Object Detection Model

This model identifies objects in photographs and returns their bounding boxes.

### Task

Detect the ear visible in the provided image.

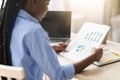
[32,0,37,5]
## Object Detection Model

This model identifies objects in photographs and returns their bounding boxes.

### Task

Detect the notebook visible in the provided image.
[93,47,120,66]
[40,11,71,43]
[60,22,111,66]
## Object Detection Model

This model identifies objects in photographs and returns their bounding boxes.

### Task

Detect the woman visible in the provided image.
[0,0,103,80]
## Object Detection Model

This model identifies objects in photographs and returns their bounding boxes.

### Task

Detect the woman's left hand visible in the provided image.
[52,42,67,53]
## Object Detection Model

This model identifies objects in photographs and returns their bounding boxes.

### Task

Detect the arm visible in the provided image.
[74,48,103,74]
[52,42,103,74]
[25,29,74,80]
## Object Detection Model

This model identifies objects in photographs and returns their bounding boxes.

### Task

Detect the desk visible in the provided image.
[58,41,120,80]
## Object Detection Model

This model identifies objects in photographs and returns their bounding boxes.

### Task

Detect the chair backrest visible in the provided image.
[0,64,25,80]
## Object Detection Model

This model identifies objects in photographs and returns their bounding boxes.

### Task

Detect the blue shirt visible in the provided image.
[10,10,75,80]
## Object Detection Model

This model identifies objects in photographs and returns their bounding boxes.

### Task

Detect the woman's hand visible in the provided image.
[91,48,103,61]
[52,42,67,53]
[73,48,103,74]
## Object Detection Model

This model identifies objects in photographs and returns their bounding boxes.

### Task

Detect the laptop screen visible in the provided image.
[40,11,71,39]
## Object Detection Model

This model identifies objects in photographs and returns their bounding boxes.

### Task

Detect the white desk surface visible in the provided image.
[58,41,120,80]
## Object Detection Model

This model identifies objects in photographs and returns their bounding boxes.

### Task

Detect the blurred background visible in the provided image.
[0,0,120,42]
[48,0,120,43]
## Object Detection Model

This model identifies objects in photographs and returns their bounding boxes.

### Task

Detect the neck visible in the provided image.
[22,0,38,20]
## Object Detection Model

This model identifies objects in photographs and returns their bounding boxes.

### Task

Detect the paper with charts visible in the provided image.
[60,22,110,64]
[93,47,120,66]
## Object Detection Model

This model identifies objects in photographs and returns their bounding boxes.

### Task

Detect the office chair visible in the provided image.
[0,64,25,80]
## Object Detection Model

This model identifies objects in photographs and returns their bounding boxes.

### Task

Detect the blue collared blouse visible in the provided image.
[10,9,75,80]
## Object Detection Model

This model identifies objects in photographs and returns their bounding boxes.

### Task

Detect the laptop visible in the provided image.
[40,11,71,43]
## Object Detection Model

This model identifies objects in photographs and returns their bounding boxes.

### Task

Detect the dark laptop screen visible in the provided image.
[40,11,71,39]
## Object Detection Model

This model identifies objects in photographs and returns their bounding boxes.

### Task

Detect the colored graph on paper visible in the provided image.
[101,48,120,62]
[84,32,103,43]
[60,22,110,62]
[76,44,85,52]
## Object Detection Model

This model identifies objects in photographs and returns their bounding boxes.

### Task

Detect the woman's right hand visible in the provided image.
[91,48,103,61]
[73,48,103,74]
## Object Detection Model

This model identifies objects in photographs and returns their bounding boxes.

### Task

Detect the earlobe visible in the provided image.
[31,0,37,8]
[33,0,37,5]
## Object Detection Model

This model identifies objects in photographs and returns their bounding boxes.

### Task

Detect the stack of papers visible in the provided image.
[60,22,111,66]
[94,47,120,66]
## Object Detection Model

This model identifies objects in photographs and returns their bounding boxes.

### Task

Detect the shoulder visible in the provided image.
[15,16,43,33]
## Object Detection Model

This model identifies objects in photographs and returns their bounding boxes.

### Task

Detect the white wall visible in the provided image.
[49,0,65,11]
[68,0,104,23]
[64,0,105,33]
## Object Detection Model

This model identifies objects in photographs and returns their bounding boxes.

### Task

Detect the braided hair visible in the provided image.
[0,0,27,65]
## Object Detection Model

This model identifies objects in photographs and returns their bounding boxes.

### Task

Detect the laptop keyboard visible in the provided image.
[50,38,69,43]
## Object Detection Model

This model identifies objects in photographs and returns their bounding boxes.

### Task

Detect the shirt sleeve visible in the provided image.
[23,28,75,80]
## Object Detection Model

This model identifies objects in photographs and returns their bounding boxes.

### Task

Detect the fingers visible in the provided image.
[91,47,103,61]
[52,44,66,53]
[58,42,67,48]
[92,47,103,53]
